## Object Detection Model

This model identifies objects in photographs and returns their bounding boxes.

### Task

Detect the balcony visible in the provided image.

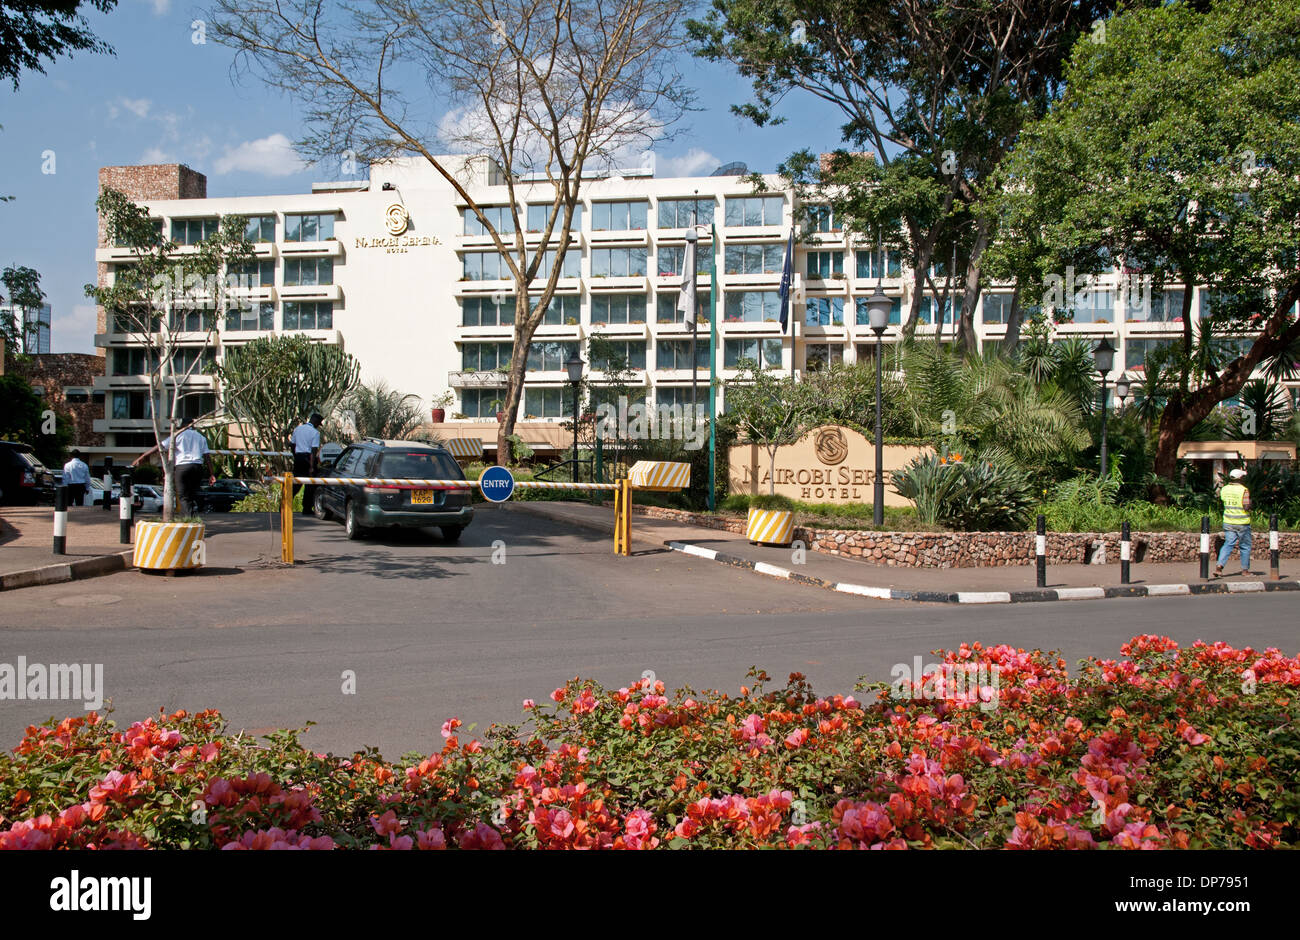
[279,239,343,258]
[448,370,509,389]
[279,283,342,302]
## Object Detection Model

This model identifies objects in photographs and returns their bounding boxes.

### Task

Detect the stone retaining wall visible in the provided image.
[632,505,1300,568]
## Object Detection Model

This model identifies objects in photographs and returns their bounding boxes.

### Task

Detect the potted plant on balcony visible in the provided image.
[431,390,455,423]
[89,188,256,573]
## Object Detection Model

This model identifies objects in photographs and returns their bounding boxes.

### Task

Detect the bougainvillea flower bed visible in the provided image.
[1,636,1296,849]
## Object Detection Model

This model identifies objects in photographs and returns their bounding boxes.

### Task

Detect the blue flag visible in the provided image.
[778,227,795,334]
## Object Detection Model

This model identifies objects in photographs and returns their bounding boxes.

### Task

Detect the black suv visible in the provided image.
[0,441,56,505]
[194,478,254,512]
[313,439,474,541]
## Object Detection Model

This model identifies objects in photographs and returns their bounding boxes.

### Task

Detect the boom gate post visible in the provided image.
[281,472,295,564]
[614,478,632,556]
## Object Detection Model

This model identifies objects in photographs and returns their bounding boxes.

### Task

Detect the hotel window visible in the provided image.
[855,296,902,326]
[174,392,216,421]
[918,295,963,325]
[724,337,783,369]
[226,302,275,332]
[1127,287,1185,322]
[805,343,844,372]
[461,389,502,419]
[111,265,147,291]
[523,386,577,418]
[805,204,840,233]
[724,195,783,227]
[461,342,514,372]
[462,252,509,281]
[111,348,157,375]
[656,387,701,410]
[65,388,89,403]
[724,290,782,323]
[463,205,517,236]
[725,244,783,275]
[283,301,333,330]
[981,292,1015,325]
[527,341,579,371]
[1125,338,1175,371]
[591,200,648,231]
[1069,289,1114,323]
[591,247,647,278]
[284,257,334,286]
[657,198,714,228]
[244,215,275,243]
[805,250,844,278]
[590,340,647,371]
[284,213,335,242]
[230,259,274,288]
[170,217,220,245]
[169,307,209,332]
[655,339,709,370]
[526,203,583,233]
[462,295,515,326]
[856,342,903,370]
[114,218,163,247]
[536,249,581,279]
[656,290,713,324]
[530,293,580,325]
[659,244,715,277]
[590,386,647,410]
[855,249,902,279]
[112,390,156,419]
[171,347,216,375]
[112,309,161,333]
[590,293,647,325]
[804,297,844,326]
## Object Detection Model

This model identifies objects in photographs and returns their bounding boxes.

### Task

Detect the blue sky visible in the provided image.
[0,0,845,354]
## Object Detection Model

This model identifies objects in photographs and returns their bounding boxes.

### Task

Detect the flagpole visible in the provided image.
[707,222,718,512]
[691,203,698,418]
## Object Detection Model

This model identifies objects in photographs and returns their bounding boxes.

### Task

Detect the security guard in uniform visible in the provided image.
[289,412,323,515]
[1214,468,1253,577]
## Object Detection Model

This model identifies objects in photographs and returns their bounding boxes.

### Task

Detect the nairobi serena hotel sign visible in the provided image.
[729,425,929,507]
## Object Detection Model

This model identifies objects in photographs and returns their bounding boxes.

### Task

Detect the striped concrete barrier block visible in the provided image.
[133,521,205,571]
[628,460,690,491]
[444,438,485,460]
[745,508,794,546]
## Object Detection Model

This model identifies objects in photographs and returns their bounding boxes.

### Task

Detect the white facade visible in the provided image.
[92,156,1287,454]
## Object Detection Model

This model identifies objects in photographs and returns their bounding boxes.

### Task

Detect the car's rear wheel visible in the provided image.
[440,525,465,542]
[345,500,367,540]
[314,491,332,521]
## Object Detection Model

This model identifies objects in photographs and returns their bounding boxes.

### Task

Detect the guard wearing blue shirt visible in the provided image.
[62,450,91,506]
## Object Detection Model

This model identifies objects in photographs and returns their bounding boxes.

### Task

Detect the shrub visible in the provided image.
[0,636,1296,850]
[720,493,751,513]
[892,453,1034,531]
[232,482,303,513]
[750,493,794,512]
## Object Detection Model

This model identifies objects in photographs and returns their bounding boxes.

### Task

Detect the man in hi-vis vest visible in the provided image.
[1214,468,1253,577]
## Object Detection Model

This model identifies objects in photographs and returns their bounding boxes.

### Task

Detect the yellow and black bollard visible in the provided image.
[280,472,295,564]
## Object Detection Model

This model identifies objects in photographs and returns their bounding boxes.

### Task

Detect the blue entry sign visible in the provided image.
[479,465,516,502]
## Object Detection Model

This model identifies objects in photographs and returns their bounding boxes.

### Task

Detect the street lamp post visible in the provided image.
[1115,375,1131,410]
[865,285,893,526]
[565,353,585,483]
[1094,337,1116,478]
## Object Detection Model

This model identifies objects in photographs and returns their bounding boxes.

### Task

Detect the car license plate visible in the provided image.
[411,489,434,505]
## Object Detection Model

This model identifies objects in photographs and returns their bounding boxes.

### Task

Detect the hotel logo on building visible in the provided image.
[354,203,441,251]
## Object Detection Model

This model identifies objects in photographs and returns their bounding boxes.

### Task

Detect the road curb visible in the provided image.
[662,540,1300,604]
[0,550,135,593]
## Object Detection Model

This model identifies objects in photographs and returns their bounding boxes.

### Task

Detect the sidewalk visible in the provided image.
[507,500,1299,603]
[0,505,135,590]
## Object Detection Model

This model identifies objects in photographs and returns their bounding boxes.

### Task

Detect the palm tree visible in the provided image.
[1234,379,1292,440]
[332,381,427,442]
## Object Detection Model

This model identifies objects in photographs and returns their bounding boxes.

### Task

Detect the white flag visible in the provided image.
[676,238,697,331]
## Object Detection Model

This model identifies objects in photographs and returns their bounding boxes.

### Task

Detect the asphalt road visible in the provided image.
[0,506,1295,757]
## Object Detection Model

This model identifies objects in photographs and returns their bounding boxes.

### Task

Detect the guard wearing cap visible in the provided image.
[1214,468,1253,577]
[289,412,323,515]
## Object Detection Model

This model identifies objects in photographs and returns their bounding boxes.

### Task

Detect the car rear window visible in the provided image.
[18,452,42,471]
[377,451,462,480]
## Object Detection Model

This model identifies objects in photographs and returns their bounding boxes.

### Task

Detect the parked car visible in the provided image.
[193,478,254,513]
[130,483,165,514]
[320,442,344,469]
[313,439,473,541]
[0,441,55,505]
[87,477,123,506]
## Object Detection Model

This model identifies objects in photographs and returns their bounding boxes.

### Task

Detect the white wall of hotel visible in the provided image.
[93,155,1296,459]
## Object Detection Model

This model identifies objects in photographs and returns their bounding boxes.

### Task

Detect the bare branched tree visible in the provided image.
[208,0,693,462]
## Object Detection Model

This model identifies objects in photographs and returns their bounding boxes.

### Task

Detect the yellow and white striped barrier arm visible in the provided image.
[628,460,691,491]
[277,476,620,491]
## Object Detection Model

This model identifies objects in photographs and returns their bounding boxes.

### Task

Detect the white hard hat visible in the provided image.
[1229,468,1247,479]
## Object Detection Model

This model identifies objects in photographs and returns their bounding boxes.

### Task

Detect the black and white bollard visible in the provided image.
[1120,520,1131,584]
[1200,515,1211,579]
[1270,513,1280,581]
[102,456,113,512]
[1036,514,1047,588]
[53,485,68,555]
[119,471,133,544]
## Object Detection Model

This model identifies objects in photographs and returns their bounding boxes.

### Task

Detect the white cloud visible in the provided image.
[139,146,174,164]
[659,148,721,178]
[106,96,152,120]
[148,0,173,14]
[213,134,306,177]
[53,305,102,354]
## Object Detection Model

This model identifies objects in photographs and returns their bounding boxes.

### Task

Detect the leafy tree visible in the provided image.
[86,188,255,521]
[0,265,44,353]
[995,0,1300,481]
[722,366,815,495]
[0,372,72,467]
[692,0,1122,351]
[215,333,360,469]
[0,0,116,89]
[208,0,692,465]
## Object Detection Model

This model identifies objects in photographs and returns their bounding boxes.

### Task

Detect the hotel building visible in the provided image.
[91,157,1292,461]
